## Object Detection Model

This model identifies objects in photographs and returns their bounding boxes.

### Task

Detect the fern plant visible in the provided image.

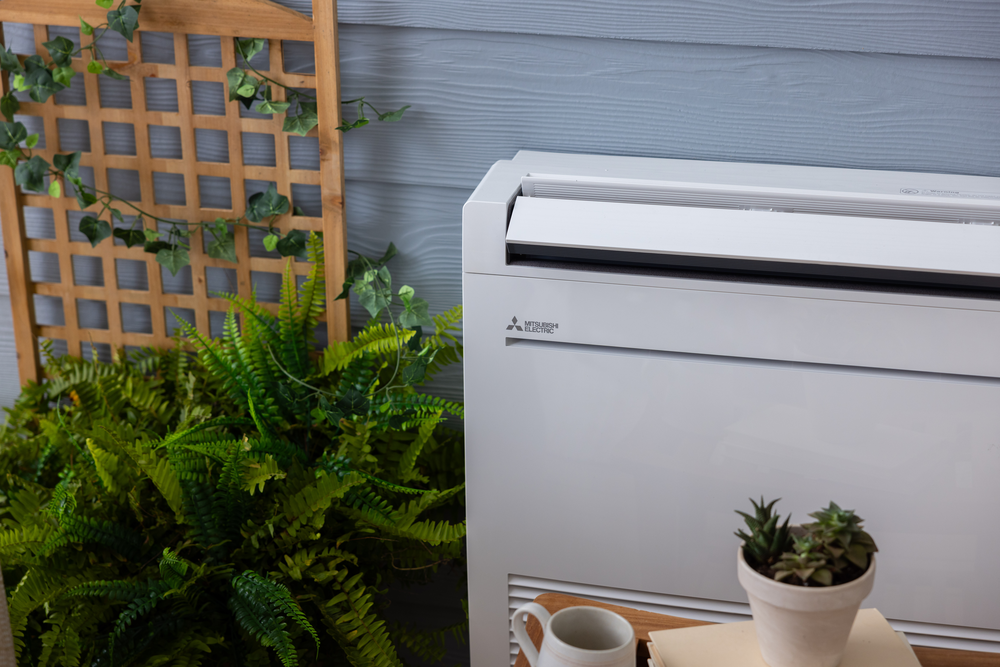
[0,238,466,667]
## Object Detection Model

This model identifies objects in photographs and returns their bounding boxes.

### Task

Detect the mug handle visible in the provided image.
[511,602,552,667]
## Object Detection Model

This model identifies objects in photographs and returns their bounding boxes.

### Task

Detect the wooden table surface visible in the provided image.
[512,593,1000,667]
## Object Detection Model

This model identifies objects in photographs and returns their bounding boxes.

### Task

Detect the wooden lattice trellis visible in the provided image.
[0,0,348,385]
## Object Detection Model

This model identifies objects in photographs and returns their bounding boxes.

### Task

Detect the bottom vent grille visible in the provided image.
[506,575,1000,663]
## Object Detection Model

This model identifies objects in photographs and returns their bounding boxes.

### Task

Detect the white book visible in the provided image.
[646,609,920,667]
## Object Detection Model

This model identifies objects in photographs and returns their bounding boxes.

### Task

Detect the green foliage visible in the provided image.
[734,497,793,569]
[737,498,878,587]
[0,243,466,666]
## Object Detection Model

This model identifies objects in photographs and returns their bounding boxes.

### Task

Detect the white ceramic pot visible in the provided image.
[737,547,876,667]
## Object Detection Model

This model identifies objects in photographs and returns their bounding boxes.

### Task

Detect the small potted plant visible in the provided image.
[735,498,879,667]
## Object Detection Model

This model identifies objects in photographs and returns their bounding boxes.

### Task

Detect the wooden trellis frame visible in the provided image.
[0,0,348,385]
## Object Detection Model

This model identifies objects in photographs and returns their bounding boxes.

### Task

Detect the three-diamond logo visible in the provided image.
[506,316,523,331]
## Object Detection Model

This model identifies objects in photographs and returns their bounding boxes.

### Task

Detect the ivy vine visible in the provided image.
[0,0,409,275]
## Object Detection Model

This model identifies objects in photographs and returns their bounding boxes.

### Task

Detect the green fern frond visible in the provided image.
[160,416,255,449]
[116,437,185,519]
[324,569,404,667]
[296,234,326,341]
[278,262,309,379]
[282,471,365,537]
[424,305,463,350]
[86,439,131,495]
[386,515,467,546]
[68,579,161,601]
[398,415,440,482]
[323,325,415,374]
[242,454,287,495]
[0,524,53,558]
[9,569,73,659]
[343,487,396,526]
[229,571,319,667]
[377,393,464,420]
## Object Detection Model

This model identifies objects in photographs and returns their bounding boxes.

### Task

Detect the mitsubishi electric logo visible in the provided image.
[506,316,558,335]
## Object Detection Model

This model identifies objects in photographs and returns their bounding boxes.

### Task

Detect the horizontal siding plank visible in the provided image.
[332,0,1000,60]
[0,296,20,409]
[262,0,1000,60]
[338,25,1000,191]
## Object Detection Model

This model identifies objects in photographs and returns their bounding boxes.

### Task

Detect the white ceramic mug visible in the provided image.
[512,603,636,667]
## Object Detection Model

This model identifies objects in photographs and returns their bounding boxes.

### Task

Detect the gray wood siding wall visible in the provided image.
[1,1,999,410]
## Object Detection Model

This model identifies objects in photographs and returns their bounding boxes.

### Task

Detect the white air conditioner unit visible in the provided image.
[462,151,1000,666]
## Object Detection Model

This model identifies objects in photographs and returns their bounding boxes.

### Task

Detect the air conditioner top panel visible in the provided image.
[509,151,1000,206]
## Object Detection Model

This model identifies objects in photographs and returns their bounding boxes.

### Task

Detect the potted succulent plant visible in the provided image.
[735,498,879,667]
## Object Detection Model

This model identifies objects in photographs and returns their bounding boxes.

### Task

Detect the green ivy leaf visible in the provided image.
[257,98,290,115]
[143,240,172,254]
[79,215,111,247]
[235,38,265,62]
[53,152,82,180]
[12,75,27,92]
[207,230,238,263]
[14,155,48,192]
[43,36,76,68]
[275,229,308,259]
[48,180,60,198]
[262,233,279,252]
[0,49,22,74]
[75,186,98,210]
[0,122,27,150]
[80,18,94,36]
[143,228,161,241]
[101,67,128,81]
[282,102,318,136]
[377,105,410,122]
[23,56,65,103]
[399,295,433,328]
[113,227,145,248]
[24,134,38,149]
[225,68,258,109]
[107,6,140,42]
[156,246,190,276]
[0,150,18,168]
[95,0,113,8]
[0,92,19,122]
[246,183,289,222]
[398,285,414,309]
[86,60,103,75]
[401,349,437,385]
[53,66,75,87]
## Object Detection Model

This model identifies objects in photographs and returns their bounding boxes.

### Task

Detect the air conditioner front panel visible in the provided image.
[506,197,1000,289]
[464,270,1000,666]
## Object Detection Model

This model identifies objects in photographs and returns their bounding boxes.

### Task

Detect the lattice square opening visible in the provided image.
[248,226,280,259]
[71,255,103,287]
[165,306,195,336]
[33,295,65,327]
[198,175,231,209]
[140,32,175,64]
[206,266,238,294]
[28,251,60,283]
[99,30,128,61]
[149,125,183,159]
[195,128,229,163]
[108,168,142,201]
[24,207,55,239]
[53,76,84,105]
[67,211,90,242]
[209,310,228,338]
[103,121,137,156]
[161,263,193,295]
[251,271,281,303]
[152,172,185,205]
[281,40,315,74]
[243,132,276,167]
[57,119,90,152]
[76,298,109,330]
[291,183,321,217]
[116,259,149,291]
[187,34,221,67]
[81,343,112,363]
[191,81,225,115]
[121,303,153,334]
[288,135,319,170]
[145,78,179,112]
[98,76,131,108]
